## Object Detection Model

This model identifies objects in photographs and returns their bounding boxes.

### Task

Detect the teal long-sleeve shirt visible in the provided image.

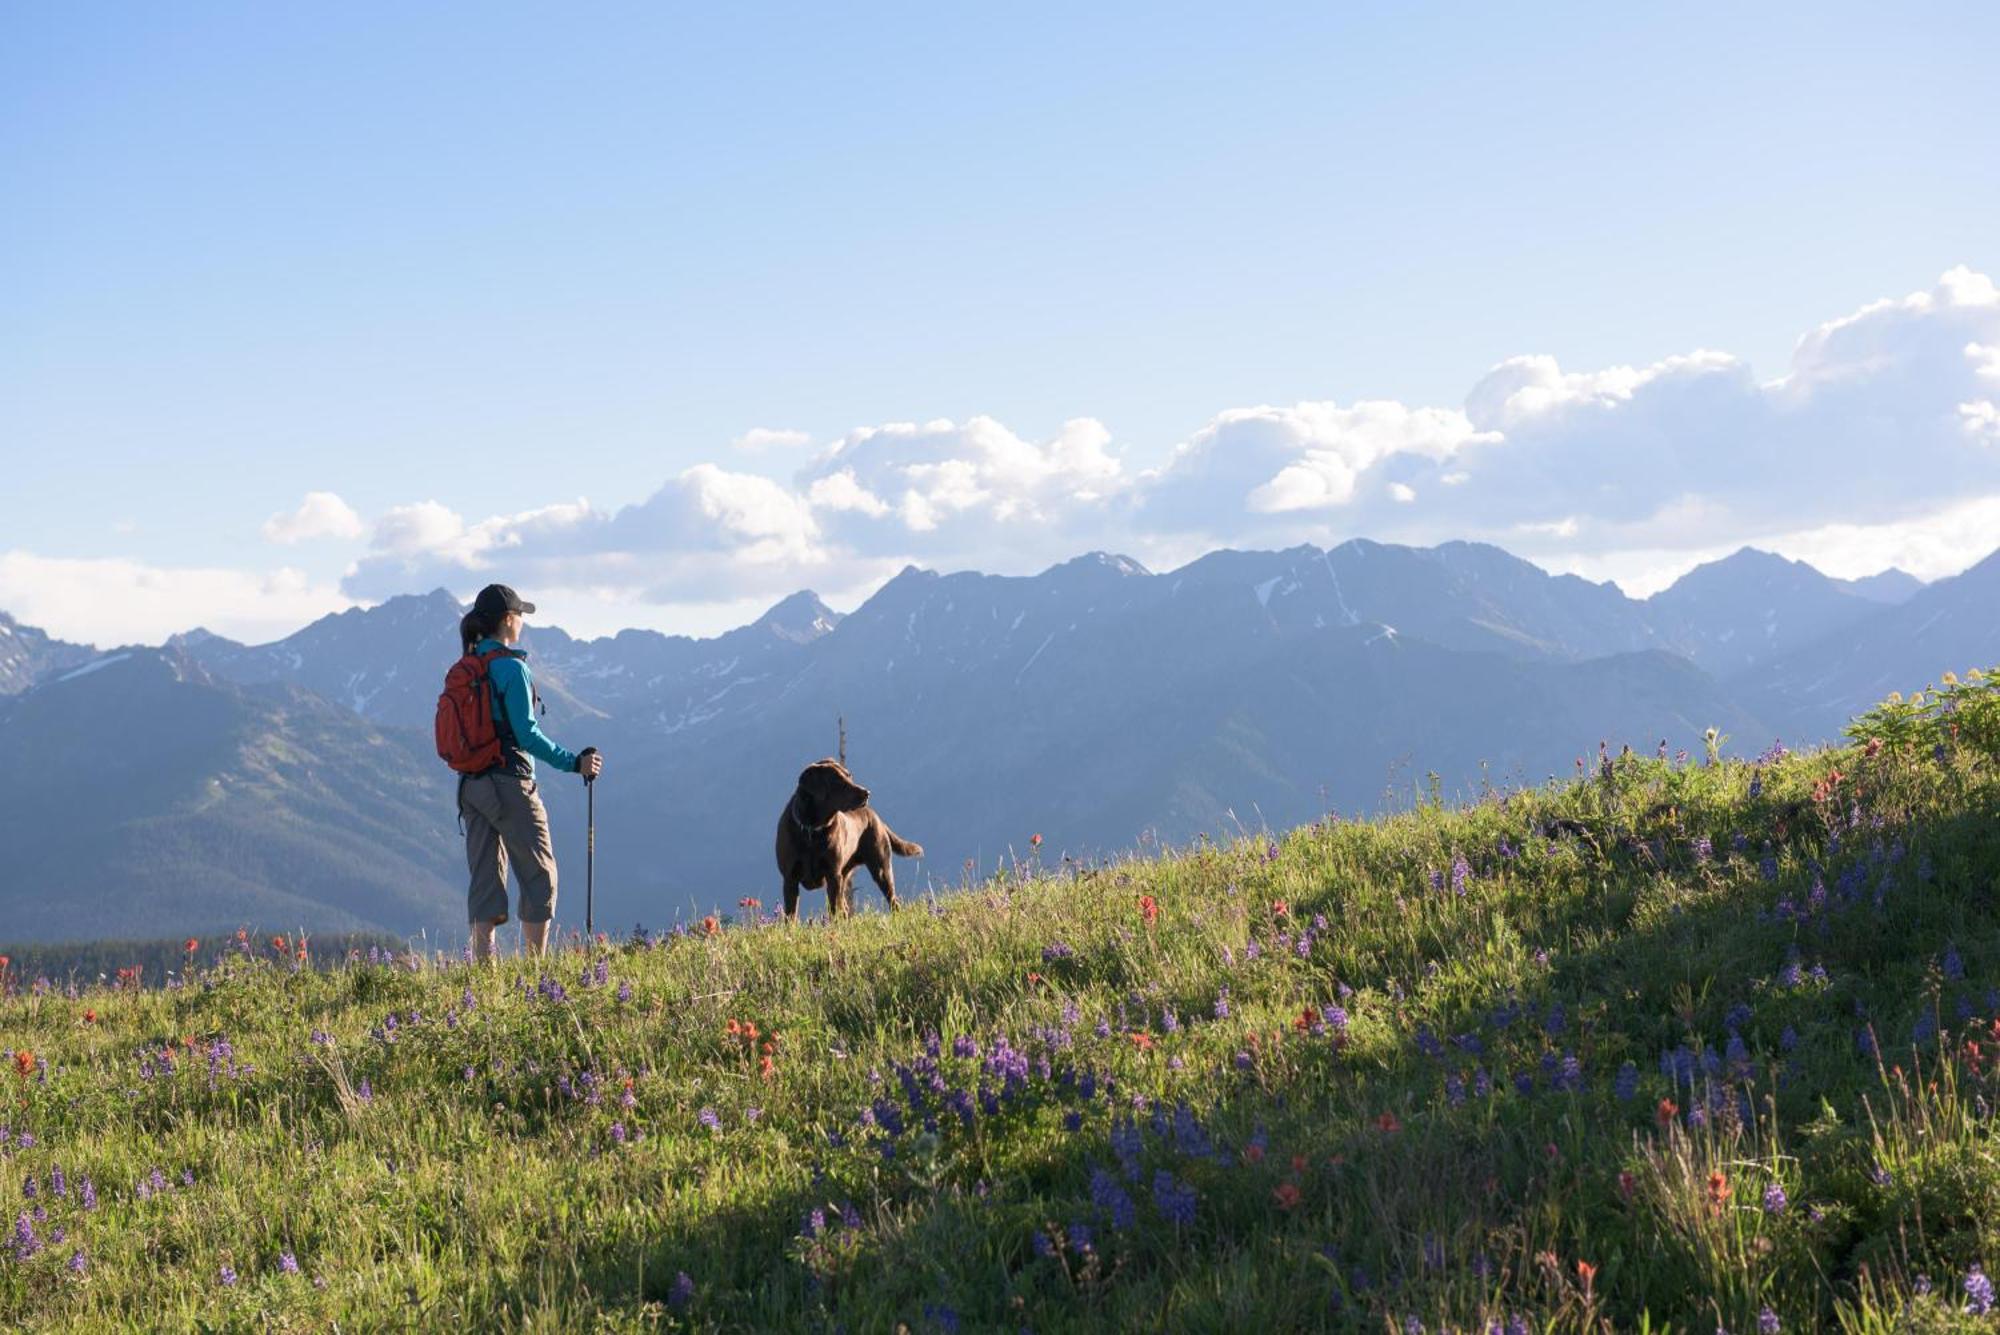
[474,638,580,777]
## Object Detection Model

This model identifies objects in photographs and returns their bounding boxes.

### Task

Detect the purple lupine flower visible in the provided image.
[1758,1306,1779,1333]
[616,980,633,1003]
[22,1174,35,1200]
[79,1178,96,1211]
[49,1166,65,1199]
[1451,853,1472,894]
[357,1077,373,1103]
[1871,1164,1893,1187]
[668,1271,694,1310]
[1213,989,1230,1020]
[1967,1266,1995,1316]
[698,1107,720,1132]
[1322,1004,1348,1033]
[1152,1170,1197,1226]
[12,1213,36,1261]
[1943,946,1965,981]
[280,1251,299,1274]
[1615,1062,1638,1101]
[610,1122,627,1145]
[1089,1167,1136,1231]
[1762,1182,1787,1214]
[219,1264,238,1287]
[68,1248,87,1274]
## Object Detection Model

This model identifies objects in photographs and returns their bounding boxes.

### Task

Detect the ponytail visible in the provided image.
[460,609,496,654]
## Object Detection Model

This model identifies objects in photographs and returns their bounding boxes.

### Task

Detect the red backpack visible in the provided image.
[434,647,513,774]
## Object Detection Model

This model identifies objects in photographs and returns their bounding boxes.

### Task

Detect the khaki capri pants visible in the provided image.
[459,772,559,925]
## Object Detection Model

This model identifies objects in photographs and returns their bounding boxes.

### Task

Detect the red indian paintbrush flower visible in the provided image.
[1138,895,1159,925]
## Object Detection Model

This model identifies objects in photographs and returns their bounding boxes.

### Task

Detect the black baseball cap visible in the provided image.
[472,584,536,617]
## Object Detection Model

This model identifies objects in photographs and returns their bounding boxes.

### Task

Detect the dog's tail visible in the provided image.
[885,827,924,858]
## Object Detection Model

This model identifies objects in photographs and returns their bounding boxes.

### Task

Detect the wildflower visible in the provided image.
[1375,1111,1401,1134]
[1138,895,1158,925]
[11,1051,31,1079]
[610,1122,627,1145]
[219,1264,238,1287]
[1271,899,1288,917]
[1030,833,1042,849]
[1576,1259,1597,1294]
[698,1107,720,1132]
[668,1271,695,1310]
[1706,1171,1732,1209]
[1757,1307,1780,1334]
[67,1248,86,1275]
[1272,1181,1302,1210]
[1762,1182,1787,1214]
[1965,1265,1995,1316]
[701,916,719,937]
[1213,989,1231,1020]
[1656,1098,1678,1127]
[1614,1062,1638,1101]
[1617,1170,1635,1200]
[1153,1170,1198,1226]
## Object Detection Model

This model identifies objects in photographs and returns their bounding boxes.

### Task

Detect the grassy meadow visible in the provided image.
[4,675,2000,1331]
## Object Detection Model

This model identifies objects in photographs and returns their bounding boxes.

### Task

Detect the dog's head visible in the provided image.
[795,758,870,823]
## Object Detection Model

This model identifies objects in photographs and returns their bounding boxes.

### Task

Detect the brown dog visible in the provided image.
[775,758,923,919]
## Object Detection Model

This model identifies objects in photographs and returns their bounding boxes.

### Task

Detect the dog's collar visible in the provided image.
[788,794,837,833]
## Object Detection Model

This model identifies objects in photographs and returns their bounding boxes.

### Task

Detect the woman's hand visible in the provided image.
[577,747,605,781]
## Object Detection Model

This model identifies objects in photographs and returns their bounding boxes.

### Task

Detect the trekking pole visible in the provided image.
[585,772,596,940]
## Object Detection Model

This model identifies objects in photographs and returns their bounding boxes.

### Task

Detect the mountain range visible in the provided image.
[4,538,1993,944]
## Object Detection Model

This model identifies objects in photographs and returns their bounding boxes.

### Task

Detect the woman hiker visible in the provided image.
[456,584,605,961]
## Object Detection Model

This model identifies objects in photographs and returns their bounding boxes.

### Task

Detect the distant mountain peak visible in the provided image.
[1045,551,1152,581]
[1833,567,1924,605]
[754,590,842,644]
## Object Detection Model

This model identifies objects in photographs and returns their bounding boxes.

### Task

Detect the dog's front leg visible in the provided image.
[783,877,801,921]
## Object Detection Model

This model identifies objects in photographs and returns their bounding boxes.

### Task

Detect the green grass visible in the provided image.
[5,680,2000,1331]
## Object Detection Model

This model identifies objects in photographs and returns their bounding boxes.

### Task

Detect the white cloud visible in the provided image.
[371,500,470,557]
[261,491,364,544]
[731,427,813,453]
[319,267,2000,619]
[0,551,355,646]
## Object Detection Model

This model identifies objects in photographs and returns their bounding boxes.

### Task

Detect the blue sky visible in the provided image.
[6,4,2000,643]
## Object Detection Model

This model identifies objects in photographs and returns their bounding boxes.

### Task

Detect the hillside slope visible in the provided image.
[3,679,1997,1330]
[0,649,462,942]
